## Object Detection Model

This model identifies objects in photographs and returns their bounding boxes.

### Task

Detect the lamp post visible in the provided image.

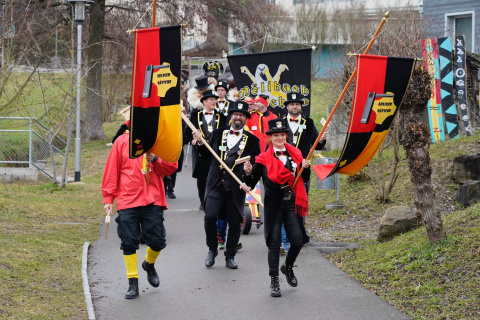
[69,0,87,182]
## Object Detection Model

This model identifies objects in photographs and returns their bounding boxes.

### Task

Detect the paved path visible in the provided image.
[88,151,410,320]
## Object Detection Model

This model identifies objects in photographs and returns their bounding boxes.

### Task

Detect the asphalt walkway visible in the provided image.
[87,151,410,320]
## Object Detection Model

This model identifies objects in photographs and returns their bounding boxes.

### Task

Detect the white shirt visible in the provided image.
[204,110,214,124]
[273,147,287,165]
[287,115,301,133]
[227,127,243,149]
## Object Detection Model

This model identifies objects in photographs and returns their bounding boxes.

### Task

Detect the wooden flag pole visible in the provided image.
[181,112,264,208]
[292,11,390,189]
[152,0,157,28]
[145,0,158,185]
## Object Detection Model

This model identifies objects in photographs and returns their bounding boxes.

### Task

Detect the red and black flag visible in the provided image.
[129,25,183,162]
[228,49,312,118]
[313,54,415,180]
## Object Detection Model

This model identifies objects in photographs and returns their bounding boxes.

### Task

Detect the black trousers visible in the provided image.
[116,204,166,255]
[204,185,242,259]
[266,198,304,277]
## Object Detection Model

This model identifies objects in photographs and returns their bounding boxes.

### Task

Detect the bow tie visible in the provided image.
[275,151,287,157]
[289,118,299,123]
[218,100,225,103]
[229,130,241,136]
[204,112,213,115]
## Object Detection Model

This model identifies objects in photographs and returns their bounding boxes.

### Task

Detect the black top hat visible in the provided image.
[215,81,229,91]
[284,92,304,106]
[228,101,251,118]
[195,76,210,90]
[200,90,218,103]
[266,118,289,135]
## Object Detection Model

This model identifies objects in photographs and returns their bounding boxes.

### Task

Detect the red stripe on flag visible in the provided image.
[350,55,388,133]
[131,28,161,108]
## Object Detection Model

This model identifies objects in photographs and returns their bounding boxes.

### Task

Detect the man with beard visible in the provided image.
[186,90,227,210]
[283,92,326,195]
[192,100,260,269]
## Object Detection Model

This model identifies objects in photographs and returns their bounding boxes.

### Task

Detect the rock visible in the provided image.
[457,180,480,207]
[377,205,420,242]
[453,153,480,184]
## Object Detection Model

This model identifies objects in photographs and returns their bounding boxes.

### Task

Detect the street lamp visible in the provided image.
[69,0,88,182]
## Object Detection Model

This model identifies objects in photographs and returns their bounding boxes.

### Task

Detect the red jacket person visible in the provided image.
[102,129,177,299]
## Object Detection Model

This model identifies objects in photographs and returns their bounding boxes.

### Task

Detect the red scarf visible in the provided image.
[255,144,308,217]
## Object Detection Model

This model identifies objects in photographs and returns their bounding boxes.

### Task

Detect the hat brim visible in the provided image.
[265,129,289,135]
[228,109,251,118]
[200,95,217,103]
[195,85,211,90]
[215,84,228,91]
[284,99,304,106]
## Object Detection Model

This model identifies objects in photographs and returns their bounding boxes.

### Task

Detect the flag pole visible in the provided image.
[292,11,390,189]
[145,0,158,185]
[181,112,264,208]
[152,0,157,28]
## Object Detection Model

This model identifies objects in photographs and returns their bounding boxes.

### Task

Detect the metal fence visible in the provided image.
[0,117,68,182]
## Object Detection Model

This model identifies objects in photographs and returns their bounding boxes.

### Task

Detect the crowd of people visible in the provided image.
[101,61,327,299]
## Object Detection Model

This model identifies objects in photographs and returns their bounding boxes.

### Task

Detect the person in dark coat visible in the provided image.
[215,80,234,117]
[283,92,326,194]
[192,100,261,269]
[185,90,227,210]
[280,92,327,252]
[242,118,311,297]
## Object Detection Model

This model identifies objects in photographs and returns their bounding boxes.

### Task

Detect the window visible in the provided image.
[445,11,475,52]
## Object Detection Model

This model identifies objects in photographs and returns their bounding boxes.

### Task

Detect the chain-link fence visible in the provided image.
[0,117,67,182]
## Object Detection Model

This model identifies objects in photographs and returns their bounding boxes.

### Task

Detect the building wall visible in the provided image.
[423,0,480,54]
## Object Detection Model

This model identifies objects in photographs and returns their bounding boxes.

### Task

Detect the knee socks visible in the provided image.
[123,253,138,279]
[145,246,161,264]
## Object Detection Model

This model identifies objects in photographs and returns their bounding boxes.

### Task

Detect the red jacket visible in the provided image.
[102,132,178,211]
[246,110,277,152]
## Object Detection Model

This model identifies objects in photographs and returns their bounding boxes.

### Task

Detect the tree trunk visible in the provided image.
[400,66,446,244]
[84,0,106,142]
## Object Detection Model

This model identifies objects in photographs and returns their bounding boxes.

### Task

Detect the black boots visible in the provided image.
[225,258,238,269]
[270,276,281,297]
[125,278,139,299]
[142,260,160,287]
[280,264,298,287]
[205,249,218,267]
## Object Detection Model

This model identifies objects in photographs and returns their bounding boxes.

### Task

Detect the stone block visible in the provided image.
[453,153,480,184]
[378,205,419,242]
[457,180,480,207]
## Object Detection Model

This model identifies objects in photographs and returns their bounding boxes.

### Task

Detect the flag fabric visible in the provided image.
[228,49,312,118]
[129,25,183,162]
[313,54,415,180]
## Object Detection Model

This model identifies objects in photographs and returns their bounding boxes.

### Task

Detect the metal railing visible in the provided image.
[0,117,68,182]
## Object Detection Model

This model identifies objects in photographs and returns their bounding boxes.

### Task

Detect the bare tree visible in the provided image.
[399,65,446,244]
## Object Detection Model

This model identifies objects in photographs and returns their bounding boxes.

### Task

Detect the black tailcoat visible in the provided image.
[185,109,227,179]
[215,99,234,118]
[284,116,326,181]
[200,126,261,215]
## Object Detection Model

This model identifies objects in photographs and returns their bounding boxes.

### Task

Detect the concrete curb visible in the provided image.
[82,242,96,320]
